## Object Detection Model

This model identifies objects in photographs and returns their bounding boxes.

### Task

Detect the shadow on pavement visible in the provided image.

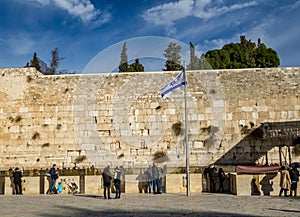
[268,208,300,213]
[74,194,103,199]
[40,206,261,217]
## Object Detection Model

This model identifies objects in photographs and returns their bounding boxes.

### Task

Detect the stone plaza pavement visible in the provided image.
[0,193,299,217]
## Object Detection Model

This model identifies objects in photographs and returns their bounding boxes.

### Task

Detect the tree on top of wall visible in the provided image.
[128,59,144,72]
[25,48,66,75]
[203,36,280,69]
[118,41,129,72]
[46,48,65,75]
[188,42,212,70]
[30,52,41,72]
[118,42,144,72]
[163,42,183,71]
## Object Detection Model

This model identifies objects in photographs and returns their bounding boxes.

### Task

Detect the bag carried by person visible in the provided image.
[54,174,59,180]
[50,168,59,179]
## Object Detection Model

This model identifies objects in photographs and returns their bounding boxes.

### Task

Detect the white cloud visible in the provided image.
[30,0,51,5]
[193,0,257,19]
[143,0,257,25]
[142,0,194,25]
[53,0,98,23]
[30,0,110,27]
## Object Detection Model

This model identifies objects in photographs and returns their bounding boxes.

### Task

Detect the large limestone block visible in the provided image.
[165,174,202,193]
[85,175,101,194]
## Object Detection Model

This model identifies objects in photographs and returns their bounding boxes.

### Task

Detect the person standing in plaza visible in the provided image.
[289,165,299,197]
[208,164,217,193]
[145,165,154,193]
[114,166,122,199]
[102,165,112,199]
[279,166,291,197]
[49,164,59,194]
[13,167,23,195]
[218,167,226,193]
[152,163,159,194]
[157,165,163,194]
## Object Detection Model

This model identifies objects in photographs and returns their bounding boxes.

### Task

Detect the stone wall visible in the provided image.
[0,67,299,170]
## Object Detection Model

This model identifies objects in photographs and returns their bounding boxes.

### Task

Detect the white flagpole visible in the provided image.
[183,62,190,196]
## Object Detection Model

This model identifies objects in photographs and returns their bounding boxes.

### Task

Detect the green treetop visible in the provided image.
[203,36,280,69]
[163,42,183,71]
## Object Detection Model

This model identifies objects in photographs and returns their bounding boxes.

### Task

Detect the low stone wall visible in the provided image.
[1,171,203,195]
[4,175,82,195]
[2,170,299,196]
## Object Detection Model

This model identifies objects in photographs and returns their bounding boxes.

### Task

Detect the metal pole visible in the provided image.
[183,63,190,196]
[279,145,282,166]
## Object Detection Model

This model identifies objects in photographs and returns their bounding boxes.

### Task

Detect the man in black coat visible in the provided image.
[208,164,217,193]
[102,166,112,199]
[13,167,23,195]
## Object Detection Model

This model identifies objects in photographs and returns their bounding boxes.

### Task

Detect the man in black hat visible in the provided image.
[13,167,23,195]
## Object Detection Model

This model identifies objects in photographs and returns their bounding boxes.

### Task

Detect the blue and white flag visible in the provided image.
[160,70,187,99]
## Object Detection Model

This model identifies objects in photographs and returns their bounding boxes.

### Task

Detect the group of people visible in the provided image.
[10,162,299,198]
[102,163,165,199]
[102,165,123,199]
[49,164,79,194]
[205,164,226,193]
[10,164,61,195]
[279,165,299,197]
[144,163,164,194]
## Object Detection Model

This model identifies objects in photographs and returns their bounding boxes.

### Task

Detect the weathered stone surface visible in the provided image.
[0,67,300,170]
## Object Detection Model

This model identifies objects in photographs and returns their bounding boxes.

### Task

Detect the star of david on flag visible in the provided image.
[160,70,187,99]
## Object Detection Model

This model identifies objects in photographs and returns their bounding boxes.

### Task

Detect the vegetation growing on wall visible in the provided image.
[172,122,182,136]
[8,115,22,123]
[153,150,169,163]
[26,75,32,82]
[75,155,87,163]
[42,143,50,148]
[32,132,40,140]
[117,153,124,159]
[293,144,300,156]
[14,115,22,122]
[240,125,252,135]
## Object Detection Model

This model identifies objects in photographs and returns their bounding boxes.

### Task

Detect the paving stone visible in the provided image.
[0,193,299,217]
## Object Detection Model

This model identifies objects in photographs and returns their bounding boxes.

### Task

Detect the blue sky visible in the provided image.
[0,0,299,73]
